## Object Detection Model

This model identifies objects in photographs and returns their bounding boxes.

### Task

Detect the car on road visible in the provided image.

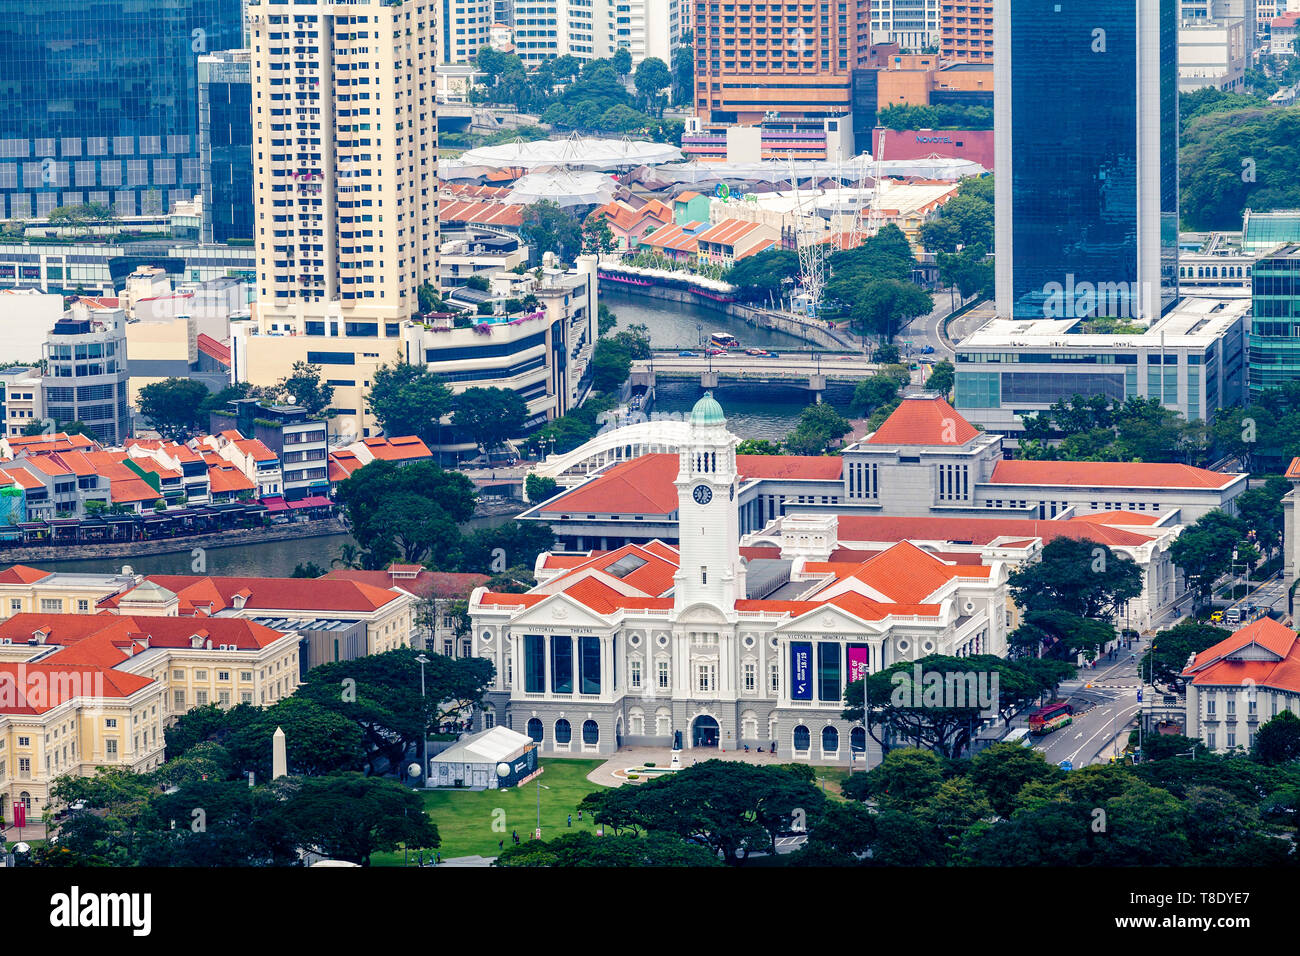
[745,347,768,356]
[678,350,698,357]
[705,347,727,356]
[921,345,935,354]
[765,351,780,359]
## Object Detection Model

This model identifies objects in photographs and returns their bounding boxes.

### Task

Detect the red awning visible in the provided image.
[263,496,289,512]
[288,495,332,509]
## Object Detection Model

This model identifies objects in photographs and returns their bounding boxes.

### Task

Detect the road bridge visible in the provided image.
[631,351,892,400]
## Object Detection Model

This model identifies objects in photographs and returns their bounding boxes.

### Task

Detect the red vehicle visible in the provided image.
[705,347,728,356]
[1028,700,1074,735]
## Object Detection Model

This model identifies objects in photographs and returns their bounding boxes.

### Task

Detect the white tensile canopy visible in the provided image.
[444,134,684,175]
[503,169,618,207]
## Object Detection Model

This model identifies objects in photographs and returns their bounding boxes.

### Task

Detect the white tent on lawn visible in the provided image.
[428,725,540,790]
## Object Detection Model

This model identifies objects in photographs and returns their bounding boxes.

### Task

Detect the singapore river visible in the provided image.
[38,289,848,570]
[601,287,856,439]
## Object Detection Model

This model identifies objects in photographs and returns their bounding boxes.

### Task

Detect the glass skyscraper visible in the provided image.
[0,0,242,222]
[994,0,1179,321]
[1248,245,1300,397]
[198,49,253,243]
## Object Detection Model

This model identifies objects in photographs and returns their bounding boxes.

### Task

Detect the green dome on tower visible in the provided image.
[689,391,726,426]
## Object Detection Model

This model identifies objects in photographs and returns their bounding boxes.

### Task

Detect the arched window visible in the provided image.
[554,718,572,744]
[793,725,811,752]
[822,726,839,753]
[583,719,600,745]
[526,717,543,743]
[851,727,866,752]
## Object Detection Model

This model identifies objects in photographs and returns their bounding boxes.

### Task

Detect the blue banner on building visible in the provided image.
[790,642,813,701]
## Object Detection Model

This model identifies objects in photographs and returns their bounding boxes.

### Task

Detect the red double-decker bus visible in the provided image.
[1028,701,1074,735]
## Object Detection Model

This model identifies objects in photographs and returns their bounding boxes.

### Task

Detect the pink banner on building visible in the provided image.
[848,646,870,684]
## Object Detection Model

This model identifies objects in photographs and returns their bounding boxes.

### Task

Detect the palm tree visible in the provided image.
[332,543,364,569]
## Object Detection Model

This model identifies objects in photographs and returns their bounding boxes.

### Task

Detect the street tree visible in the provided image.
[137,377,211,439]
[281,773,440,865]
[365,361,455,446]
[452,386,528,454]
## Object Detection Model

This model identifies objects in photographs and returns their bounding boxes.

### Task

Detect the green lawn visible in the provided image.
[372,758,608,865]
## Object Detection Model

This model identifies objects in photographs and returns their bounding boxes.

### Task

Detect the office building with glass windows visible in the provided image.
[41,305,131,445]
[994,0,1179,322]
[954,293,1249,435]
[1248,244,1300,397]
[0,0,242,222]
[198,50,253,244]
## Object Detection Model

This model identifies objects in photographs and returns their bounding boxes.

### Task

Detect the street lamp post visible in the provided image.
[415,653,430,788]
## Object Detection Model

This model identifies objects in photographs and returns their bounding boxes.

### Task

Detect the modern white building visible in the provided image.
[510,0,682,66]
[953,293,1251,434]
[0,289,62,365]
[1178,17,1249,91]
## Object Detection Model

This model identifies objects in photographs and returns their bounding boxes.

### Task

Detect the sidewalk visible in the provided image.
[588,745,849,788]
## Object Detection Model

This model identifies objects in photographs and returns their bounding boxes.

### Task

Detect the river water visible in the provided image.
[601,287,856,440]
[36,291,844,571]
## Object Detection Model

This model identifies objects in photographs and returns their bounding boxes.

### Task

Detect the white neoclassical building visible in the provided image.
[469,394,1011,761]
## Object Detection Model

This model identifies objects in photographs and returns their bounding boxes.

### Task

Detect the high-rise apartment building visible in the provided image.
[694,0,862,126]
[511,0,682,67]
[870,0,942,49]
[994,0,1179,322]
[243,0,438,436]
[940,1,994,61]
[0,0,243,222]
[441,0,494,65]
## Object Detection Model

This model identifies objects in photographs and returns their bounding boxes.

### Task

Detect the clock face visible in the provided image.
[692,484,713,505]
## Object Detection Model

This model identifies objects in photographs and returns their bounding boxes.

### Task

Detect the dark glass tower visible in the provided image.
[0,1,242,222]
[198,50,253,243]
[994,0,1179,321]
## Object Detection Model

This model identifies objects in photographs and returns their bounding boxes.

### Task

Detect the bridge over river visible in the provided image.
[630,351,919,401]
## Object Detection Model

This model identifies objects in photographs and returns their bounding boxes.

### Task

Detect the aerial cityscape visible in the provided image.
[0,0,1298,914]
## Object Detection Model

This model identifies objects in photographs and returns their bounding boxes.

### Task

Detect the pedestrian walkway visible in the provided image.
[588,745,854,788]
[435,855,495,867]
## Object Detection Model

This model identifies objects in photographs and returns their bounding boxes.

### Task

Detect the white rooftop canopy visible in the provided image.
[431,725,533,765]
[444,134,684,175]
[503,169,618,207]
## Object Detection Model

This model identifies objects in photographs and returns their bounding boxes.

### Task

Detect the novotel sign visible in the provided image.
[916,135,953,144]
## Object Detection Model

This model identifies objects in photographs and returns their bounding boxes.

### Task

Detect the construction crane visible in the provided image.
[788,157,829,316]
[850,128,887,249]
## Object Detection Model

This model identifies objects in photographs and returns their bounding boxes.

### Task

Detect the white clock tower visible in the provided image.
[673,392,745,611]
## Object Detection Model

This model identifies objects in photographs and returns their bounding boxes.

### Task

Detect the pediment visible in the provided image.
[777,602,877,635]
[509,592,612,630]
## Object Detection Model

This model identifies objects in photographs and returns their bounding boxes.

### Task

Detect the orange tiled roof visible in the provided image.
[540,453,848,516]
[989,459,1239,490]
[1183,617,1300,693]
[362,436,433,462]
[0,564,51,584]
[834,513,1156,548]
[545,542,679,597]
[197,333,231,365]
[107,575,400,614]
[323,569,489,600]
[207,464,255,494]
[1069,510,1163,527]
[866,396,981,446]
[439,198,523,228]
